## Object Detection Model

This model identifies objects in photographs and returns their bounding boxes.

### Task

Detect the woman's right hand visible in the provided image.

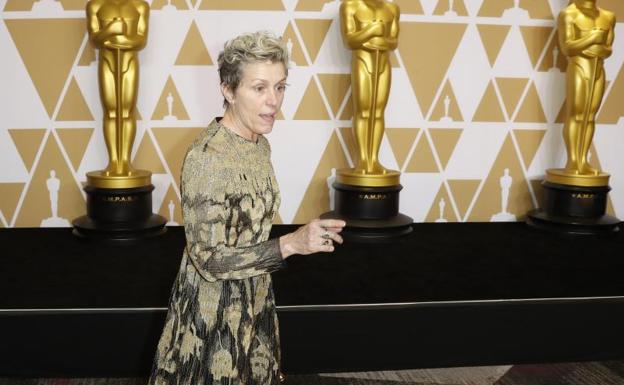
[279,219,346,259]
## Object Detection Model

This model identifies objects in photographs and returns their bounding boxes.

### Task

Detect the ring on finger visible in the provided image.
[322,231,330,239]
[323,240,331,246]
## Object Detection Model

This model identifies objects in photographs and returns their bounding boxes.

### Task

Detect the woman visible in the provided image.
[149,31,346,385]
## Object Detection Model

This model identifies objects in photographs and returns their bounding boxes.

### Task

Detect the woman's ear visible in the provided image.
[221,83,235,105]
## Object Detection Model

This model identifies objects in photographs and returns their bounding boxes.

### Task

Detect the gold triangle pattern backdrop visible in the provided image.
[1,0,624,227]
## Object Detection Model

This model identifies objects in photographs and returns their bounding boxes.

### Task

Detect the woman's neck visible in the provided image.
[220,108,257,142]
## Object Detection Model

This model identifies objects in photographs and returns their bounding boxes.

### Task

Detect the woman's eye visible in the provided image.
[255,86,265,92]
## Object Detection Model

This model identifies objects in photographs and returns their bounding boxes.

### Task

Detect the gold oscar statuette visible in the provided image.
[527,0,619,234]
[546,0,615,187]
[86,0,151,189]
[338,0,400,187]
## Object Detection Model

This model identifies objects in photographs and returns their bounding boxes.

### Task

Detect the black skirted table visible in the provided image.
[1,222,623,376]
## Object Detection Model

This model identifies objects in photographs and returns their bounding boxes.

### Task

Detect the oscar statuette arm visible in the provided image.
[86,1,124,47]
[340,1,383,49]
[180,149,285,283]
[558,11,603,57]
[106,2,149,50]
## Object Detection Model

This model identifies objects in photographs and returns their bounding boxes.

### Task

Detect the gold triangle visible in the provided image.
[433,0,468,16]
[514,82,547,123]
[318,74,351,118]
[14,135,85,227]
[400,22,467,115]
[152,76,190,120]
[56,77,94,121]
[513,129,546,169]
[477,0,513,17]
[473,81,505,122]
[200,0,284,10]
[394,0,424,14]
[59,0,88,10]
[520,0,553,20]
[0,183,25,225]
[277,110,285,120]
[295,19,333,65]
[425,183,458,222]
[189,0,201,7]
[477,24,511,67]
[338,126,357,165]
[556,99,567,123]
[152,0,189,9]
[133,131,167,174]
[597,65,624,124]
[429,128,462,170]
[496,77,529,118]
[537,32,567,72]
[295,0,327,11]
[430,80,463,122]
[282,22,308,67]
[9,129,47,172]
[152,127,204,188]
[339,93,353,121]
[175,21,212,65]
[405,134,438,173]
[468,134,533,221]
[293,78,331,120]
[389,51,400,68]
[386,128,419,169]
[599,0,624,19]
[447,179,480,220]
[158,184,183,225]
[77,44,96,67]
[520,26,554,69]
[3,0,35,11]
[5,19,86,118]
[293,132,350,223]
[56,128,94,171]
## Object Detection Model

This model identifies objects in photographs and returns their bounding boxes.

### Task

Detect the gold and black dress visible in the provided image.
[149,119,284,385]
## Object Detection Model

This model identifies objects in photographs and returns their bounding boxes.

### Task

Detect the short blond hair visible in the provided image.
[218,31,289,107]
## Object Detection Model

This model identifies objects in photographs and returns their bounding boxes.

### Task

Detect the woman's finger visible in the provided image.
[318,219,346,229]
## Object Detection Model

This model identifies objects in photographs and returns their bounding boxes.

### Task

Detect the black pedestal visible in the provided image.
[73,185,167,240]
[527,182,620,235]
[321,183,412,240]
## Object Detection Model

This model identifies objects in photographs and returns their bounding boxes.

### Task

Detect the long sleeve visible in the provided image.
[180,126,284,282]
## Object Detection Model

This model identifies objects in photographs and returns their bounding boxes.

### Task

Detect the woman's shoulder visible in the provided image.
[184,120,228,159]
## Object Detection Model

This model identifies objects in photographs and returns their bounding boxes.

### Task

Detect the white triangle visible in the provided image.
[151,173,171,213]
[527,124,565,178]
[386,68,424,125]
[74,65,103,122]
[399,174,443,222]
[603,26,624,82]
[267,121,334,223]
[0,21,50,127]
[314,16,351,70]
[594,124,624,218]
[493,25,534,78]
[533,71,566,124]
[279,68,314,120]
[167,68,221,125]
[138,13,193,121]
[419,0,439,15]
[281,0,297,11]
[444,124,508,180]
[194,12,289,69]
[447,24,491,122]
[0,128,30,182]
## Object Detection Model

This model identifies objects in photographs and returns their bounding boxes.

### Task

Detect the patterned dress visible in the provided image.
[149,119,285,385]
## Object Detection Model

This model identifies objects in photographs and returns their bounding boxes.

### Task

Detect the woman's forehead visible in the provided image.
[241,61,287,82]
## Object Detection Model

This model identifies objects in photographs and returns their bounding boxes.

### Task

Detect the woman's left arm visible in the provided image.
[181,149,285,282]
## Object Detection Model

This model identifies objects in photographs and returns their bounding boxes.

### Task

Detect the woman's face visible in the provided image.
[223,61,287,141]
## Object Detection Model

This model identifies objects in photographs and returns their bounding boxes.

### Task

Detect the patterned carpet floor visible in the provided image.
[2,361,624,385]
